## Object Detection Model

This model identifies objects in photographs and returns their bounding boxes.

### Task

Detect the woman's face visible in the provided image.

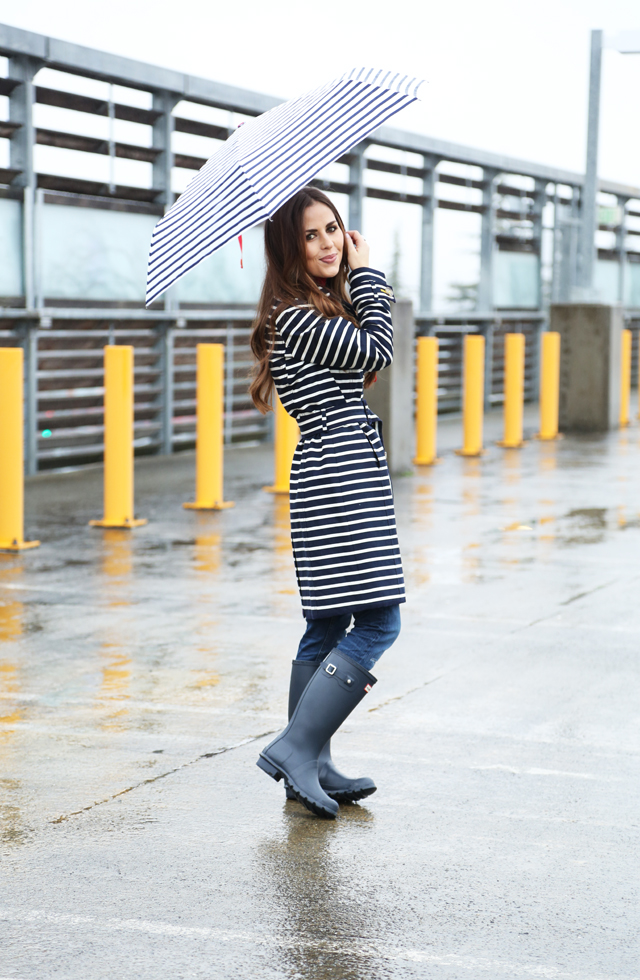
[302,202,344,279]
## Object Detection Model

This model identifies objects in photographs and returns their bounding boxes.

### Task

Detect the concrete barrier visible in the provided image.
[552,303,623,432]
[365,299,415,474]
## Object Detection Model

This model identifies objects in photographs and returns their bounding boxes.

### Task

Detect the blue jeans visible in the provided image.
[296,604,401,672]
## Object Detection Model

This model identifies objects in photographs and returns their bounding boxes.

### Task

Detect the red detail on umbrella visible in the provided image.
[238,235,243,269]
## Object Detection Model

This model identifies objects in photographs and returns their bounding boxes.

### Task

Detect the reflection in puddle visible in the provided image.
[0,661,21,739]
[0,564,27,843]
[192,518,222,682]
[561,508,607,546]
[539,442,558,473]
[98,531,133,730]
[502,448,522,486]
[0,562,24,742]
[407,482,433,589]
[461,461,484,582]
[257,807,380,980]
[0,560,24,641]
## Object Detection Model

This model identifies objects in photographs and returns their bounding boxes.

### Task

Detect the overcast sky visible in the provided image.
[4,0,640,186]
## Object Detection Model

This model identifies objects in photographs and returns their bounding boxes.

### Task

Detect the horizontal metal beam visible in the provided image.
[370,123,640,198]
[35,85,162,124]
[0,307,257,321]
[36,128,161,163]
[0,22,281,113]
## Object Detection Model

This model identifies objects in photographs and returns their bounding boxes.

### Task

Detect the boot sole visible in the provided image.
[327,786,377,803]
[258,756,337,819]
[287,785,377,803]
[291,787,337,820]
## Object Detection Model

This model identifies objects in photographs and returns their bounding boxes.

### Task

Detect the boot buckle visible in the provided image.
[325,663,337,675]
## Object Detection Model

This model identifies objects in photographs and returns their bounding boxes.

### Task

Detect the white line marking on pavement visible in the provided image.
[0,909,630,979]
[473,764,601,780]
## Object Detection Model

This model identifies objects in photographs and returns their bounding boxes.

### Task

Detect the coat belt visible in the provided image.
[296,403,379,437]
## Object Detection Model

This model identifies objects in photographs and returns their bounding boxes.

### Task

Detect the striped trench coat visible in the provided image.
[270,267,406,620]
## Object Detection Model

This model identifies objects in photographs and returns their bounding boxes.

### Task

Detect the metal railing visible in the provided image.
[0,312,266,471]
[2,308,639,471]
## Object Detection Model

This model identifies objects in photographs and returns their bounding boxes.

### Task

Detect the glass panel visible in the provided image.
[625,263,640,308]
[40,204,265,303]
[0,197,23,299]
[41,204,157,301]
[594,259,619,303]
[494,251,539,308]
[176,224,264,304]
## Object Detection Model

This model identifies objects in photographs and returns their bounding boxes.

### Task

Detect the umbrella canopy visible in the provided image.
[145,68,424,306]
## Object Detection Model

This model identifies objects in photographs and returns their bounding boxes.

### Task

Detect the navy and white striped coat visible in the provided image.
[270,267,406,620]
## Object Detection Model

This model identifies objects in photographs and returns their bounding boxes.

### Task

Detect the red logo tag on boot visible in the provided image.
[364,684,372,693]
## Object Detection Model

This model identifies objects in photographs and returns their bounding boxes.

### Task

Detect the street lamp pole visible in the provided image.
[577,29,640,299]
[577,30,603,295]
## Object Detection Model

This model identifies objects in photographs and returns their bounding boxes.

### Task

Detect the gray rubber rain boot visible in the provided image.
[257,651,377,819]
[285,660,377,803]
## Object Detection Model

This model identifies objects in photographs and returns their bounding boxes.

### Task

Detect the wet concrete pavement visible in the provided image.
[1,407,639,979]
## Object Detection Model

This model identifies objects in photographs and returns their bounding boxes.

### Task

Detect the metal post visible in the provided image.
[556,187,581,302]
[90,346,147,528]
[568,188,582,299]
[536,332,561,440]
[0,348,39,551]
[23,321,38,475]
[348,143,365,230]
[224,323,235,445]
[616,196,629,304]
[551,185,561,304]
[577,29,603,294]
[498,333,525,448]
[478,167,498,311]
[456,335,485,457]
[34,187,44,310]
[158,322,174,455]
[9,55,41,310]
[419,156,437,314]
[483,322,494,411]
[531,179,546,309]
[413,336,439,465]
[183,344,235,510]
[153,90,179,312]
[619,328,632,427]
[108,84,116,195]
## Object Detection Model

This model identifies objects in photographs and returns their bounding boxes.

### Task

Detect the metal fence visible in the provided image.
[0,312,266,471]
[2,309,640,471]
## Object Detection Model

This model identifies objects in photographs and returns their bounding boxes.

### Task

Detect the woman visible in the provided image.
[251,186,405,819]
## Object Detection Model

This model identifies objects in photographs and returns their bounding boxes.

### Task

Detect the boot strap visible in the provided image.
[323,659,371,694]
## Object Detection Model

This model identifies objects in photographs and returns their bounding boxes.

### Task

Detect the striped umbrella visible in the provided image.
[145,68,424,306]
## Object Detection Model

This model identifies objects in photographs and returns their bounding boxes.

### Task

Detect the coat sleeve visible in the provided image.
[275,268,395,372]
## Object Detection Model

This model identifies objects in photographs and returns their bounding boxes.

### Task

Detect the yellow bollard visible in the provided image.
[536,332,561,440]
[263,393,299,494]
[413,336,440,465]
[498,333,525,448]
[0,348,40,551]
[184,344,235,511]
[619,329,632,428]
[456,334,485,457]
[90,345,147,529]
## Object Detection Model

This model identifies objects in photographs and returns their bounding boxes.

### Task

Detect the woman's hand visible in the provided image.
[345,230,370,271]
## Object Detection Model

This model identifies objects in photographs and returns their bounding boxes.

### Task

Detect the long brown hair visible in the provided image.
[249,186,370,414]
